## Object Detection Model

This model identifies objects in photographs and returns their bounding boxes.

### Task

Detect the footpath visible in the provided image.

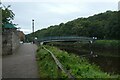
[2,43,39,78]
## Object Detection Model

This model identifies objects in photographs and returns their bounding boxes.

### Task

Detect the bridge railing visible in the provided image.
[36,36,94,42]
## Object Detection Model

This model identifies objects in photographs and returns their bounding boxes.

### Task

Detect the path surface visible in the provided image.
[2,43,39,78]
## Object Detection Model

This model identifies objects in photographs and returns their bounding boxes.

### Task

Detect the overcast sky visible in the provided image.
[2,0,119,34]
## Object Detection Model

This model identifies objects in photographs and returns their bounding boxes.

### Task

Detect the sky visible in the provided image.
[2,0,119,34]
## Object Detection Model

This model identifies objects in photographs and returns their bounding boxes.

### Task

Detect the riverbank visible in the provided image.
[79,40,120,51]
[36,45,119,79]
[46,40,120,74]
[47,40,120,54]
[92,40,120,51]
[48,40,120,51]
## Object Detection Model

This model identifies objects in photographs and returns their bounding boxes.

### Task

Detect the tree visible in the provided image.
[26,11,120,40]
[1,5,15,24]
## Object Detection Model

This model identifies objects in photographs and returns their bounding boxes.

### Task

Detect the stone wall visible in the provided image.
[0,34,2,56]
[2,28,20,56]
[12,30,20,53]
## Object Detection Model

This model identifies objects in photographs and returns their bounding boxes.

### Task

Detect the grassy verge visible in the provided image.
[36,45,119,78]
[92,40,120,50]
[36,46,67,78]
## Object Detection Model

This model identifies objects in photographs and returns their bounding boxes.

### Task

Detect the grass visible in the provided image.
[36,46,58,78]
[36,46,67,78]
[92,40,120,50]
[36,45,120,79]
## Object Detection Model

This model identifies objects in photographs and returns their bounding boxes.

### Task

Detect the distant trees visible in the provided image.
[26,11,120,41]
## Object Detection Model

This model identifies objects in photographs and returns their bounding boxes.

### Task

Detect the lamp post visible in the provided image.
[32,19,34,33]
[32,19,34,43]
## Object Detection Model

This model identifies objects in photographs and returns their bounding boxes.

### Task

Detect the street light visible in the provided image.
[32,19,34,33]
[32,19,34,43]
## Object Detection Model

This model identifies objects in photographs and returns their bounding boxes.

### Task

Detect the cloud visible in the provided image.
[2,0,118,34]
[46,4,81,14]
[118,1,120,10]
[2,0,119,3]
[19,29,31,34]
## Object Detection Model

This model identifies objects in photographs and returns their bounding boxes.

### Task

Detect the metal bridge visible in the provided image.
[35,36,96,44]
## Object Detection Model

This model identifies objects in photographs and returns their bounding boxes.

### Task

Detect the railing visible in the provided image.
[37,36,94,42]
[42,46,75,79]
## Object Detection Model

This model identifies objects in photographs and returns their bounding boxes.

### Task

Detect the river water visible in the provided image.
[48,42,120,75]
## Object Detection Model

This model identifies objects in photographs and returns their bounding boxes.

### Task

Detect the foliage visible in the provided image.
[36,45,119,78]
[1,5,15,24]
[26,11,120,41]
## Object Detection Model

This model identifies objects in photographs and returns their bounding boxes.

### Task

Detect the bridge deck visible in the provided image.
[36,36,94,42]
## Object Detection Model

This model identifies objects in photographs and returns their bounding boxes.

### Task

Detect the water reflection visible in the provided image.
[88,54,120,74]
[80,51,98,57]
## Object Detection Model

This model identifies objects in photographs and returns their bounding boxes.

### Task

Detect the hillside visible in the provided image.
[26,11,120,41]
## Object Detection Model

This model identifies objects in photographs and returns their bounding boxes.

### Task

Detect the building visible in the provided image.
[2,23,20,56]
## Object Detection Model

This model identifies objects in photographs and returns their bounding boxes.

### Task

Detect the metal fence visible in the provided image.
[37,36,94,42]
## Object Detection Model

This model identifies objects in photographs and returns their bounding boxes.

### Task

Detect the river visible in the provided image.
[48,42,120,75]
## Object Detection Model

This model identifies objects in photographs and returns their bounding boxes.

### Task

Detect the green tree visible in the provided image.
[26,11,120,40]
[2,5,15,24]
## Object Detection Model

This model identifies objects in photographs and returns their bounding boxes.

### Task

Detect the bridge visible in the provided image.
[35,36,96,45]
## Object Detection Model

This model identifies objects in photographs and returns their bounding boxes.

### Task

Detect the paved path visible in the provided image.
[2,43,39,78]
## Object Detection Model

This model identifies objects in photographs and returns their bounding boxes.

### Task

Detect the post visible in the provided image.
[0,4,2,79]
[32,19,34,43]
[32,19,34,33]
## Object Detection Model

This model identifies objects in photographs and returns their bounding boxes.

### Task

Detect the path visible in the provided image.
[2,43,39,78]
